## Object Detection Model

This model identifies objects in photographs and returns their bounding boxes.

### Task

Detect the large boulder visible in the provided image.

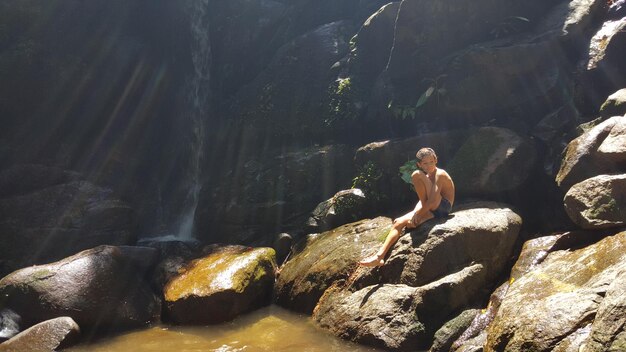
[0,317,79,352]
[275,217,392,314]
[446,127,536,196]
[556,116,625,190]
[597,115,626,163]
[564,174,626,229]
[0,164,137,276]
[0,246,160,333]
[485,231,626,352]
[164,245,276,324]
[304,203,521,350]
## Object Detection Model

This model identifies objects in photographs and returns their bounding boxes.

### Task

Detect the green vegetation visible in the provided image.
[326,77,359,126]
[352,161,384,202]
[388,74,448,119]
[399,159,418,187]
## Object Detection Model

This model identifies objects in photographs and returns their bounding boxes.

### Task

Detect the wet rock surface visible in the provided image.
[485,231,626,352]
[0,316,80,352]
[275,217,392,314]
[164,246,276,324]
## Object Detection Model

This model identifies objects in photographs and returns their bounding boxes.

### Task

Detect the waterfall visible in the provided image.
[175,0,211,240]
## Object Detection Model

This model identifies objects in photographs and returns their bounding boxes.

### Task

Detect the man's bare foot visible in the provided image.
[358,254,384,267]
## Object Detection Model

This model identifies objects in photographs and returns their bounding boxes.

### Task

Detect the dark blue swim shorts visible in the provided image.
[431,198,452,218]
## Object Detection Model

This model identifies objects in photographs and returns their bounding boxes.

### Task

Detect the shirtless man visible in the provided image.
[359,147,455,267]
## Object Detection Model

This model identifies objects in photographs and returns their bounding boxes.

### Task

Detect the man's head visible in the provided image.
[416,147,437,173]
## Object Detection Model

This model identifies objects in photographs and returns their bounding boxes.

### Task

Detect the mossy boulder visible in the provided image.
[446,127,536,196]
[0,246,160,334]
[164,245,276,324]
[485,231,626,352]
[275,217,392,314]
[564,174,626,230]
[310,202,521,350]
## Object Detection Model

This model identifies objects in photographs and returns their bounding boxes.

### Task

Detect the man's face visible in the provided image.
[417,155,437,173]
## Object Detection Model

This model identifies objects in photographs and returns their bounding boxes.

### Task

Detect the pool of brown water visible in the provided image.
[66,305,383,352]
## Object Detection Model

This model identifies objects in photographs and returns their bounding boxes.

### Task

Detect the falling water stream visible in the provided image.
[173,0,211,240]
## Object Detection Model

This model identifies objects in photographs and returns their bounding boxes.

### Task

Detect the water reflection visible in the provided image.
[67,305,382,352]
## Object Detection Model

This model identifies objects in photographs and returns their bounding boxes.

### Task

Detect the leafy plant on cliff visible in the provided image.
[352,161,384,202]
[325,77,359,126]
[388,74,448,119]
[399,159,419,185]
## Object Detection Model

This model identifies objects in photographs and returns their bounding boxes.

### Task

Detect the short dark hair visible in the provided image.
[416,147,437,162]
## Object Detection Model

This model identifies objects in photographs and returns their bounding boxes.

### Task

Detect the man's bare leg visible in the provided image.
[411,172,442,225]
[359,212,414,267]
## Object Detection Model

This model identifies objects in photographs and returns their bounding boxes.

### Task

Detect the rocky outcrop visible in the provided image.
[564,174,626,229]
[485,231,626,352]
[306,188,368,232]
[0,164,137,277]
[0,317,80,352]
[275,217,392,313]
[0,246,160,333]
[587,16,626,104]
[288,203,522,350]
[597,116,626,163]
[600,88,626,118]
[164,246,276,324]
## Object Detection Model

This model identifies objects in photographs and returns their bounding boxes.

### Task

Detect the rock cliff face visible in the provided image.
[2,0,626,350]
